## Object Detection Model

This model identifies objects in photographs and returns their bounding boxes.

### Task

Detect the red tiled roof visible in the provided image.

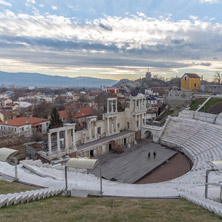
[0,117,48,127]
[59,107,94,120]
[74,107,94,118]
[184,73,200,78]
[58,110,68,119]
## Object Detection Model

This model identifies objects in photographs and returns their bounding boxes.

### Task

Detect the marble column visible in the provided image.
[115,99,117,112]
[94,124,97,139]
[134,100,136,112]
[89,121,92,140]
[57,131,61,152]
[72,128,77,151]
[48,133,52,154]
[107,118,109,135]
[65,129,69,151]
[116,117,118,133]
[111,118,114,134]
[107,100,109,113]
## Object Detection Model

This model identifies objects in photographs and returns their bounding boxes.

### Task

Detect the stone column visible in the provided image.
[115,99,118,113]
[116,117,118,133]
[72,128,77,151]
[65,129,69,152]
[107,117,109,135]
[94,123,97,139]
[134,100,136,112]
[107,100,109,113]
[111,118,114,134]
[111,100,114,113]
[57,131,61,152]
[102,145,106,154]
[89,121,92,140]
[48,133,52,154]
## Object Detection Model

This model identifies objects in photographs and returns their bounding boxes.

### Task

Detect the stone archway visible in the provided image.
[144,130,153,139]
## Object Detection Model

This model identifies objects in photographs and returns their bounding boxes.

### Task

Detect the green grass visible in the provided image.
[0,196,221,222]
[0,180,221,222]
[0,180,37,194]
[199,98,222,112]
[189,98,207,111]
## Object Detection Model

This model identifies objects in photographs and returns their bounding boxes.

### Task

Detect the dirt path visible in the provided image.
[135,153,191,184]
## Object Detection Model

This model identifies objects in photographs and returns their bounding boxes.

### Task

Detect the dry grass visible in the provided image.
[0,196,221,222]
[0,180,221,222]
[0,180,37,194]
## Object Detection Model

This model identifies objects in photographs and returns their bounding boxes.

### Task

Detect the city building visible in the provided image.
[45,94,146,160]
[0,117,49,137]
[181,73,200,91]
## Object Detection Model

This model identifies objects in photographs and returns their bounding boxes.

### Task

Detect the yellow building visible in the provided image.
[181,73,200,91]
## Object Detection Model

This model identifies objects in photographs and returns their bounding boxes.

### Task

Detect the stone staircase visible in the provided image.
[180,191,222,217]
[0,187,64,208]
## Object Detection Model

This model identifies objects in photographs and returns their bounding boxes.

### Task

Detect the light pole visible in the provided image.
[13,157,18,181]
[99,167,103,196]
[65,166,68,195]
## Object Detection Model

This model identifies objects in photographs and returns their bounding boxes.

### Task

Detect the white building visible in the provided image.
[0,117,50,137]
[46,94,147,160]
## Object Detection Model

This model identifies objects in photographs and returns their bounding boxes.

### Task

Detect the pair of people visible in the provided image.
[148,151,156,159]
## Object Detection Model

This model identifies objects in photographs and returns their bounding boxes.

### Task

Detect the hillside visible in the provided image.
[0,71,117,88]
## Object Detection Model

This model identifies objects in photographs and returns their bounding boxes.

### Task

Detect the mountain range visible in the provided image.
[0,71,118,88]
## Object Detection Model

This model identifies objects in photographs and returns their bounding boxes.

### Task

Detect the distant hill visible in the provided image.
[0,71,118,88]
[113,79,131,86]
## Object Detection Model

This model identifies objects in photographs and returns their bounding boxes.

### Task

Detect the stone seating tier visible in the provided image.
[161,117,222,173]
[0,188,64,208]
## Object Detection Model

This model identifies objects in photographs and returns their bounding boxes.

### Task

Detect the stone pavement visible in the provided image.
[89,140,177,183]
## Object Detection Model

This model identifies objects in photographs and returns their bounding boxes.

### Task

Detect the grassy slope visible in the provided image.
[200,98,222,112]
[0,180,37,194]
[0,196,221,222]
[189,98,207,111]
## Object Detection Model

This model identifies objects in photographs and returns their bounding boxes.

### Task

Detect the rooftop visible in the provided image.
[59,107,94,119]
[0,117,48,127]
[183,73,200,78]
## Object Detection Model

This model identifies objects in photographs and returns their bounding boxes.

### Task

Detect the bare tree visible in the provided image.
[33,102,54,119]
[214,71,222,84]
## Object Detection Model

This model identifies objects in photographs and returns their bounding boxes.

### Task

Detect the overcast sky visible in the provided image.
[0,0,222,80]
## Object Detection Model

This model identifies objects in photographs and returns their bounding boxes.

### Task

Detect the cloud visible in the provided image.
[0,0,11,7]
[0,11,221,79]
[98,23,113,31]
[199,0,222,3]
[51,6,57,10]
[26,0,36,3]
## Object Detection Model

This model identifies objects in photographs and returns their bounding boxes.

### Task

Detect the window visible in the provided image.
[117,123,120,128]
[97,127,101,134]
[127,122,130,129]
[137,121,139,127]
[90,150,94,157]
[194,83,197,88]
[124,138,127,145]
[184,76,187,81]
